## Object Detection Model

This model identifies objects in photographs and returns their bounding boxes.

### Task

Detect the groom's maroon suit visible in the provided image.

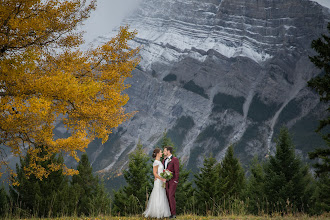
[163,156,179,216]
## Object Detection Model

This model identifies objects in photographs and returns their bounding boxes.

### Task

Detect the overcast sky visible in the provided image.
[312,0,330,9]
[82,0,142,45]
[81,0,330,46]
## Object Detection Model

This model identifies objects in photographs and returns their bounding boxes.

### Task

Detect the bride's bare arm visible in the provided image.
[153,165,165,181]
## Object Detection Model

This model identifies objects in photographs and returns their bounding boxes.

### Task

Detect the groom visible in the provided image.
[163,146,179,218]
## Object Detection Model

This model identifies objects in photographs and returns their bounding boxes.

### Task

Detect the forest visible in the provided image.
[0,0,329,219]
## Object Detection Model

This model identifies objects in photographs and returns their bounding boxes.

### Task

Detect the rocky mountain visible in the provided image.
[58,0,330,177]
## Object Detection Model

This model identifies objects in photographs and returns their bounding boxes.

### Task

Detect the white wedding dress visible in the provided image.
[143,160,171,218]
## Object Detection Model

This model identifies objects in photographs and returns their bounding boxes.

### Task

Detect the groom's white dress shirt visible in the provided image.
[164,155,172,169]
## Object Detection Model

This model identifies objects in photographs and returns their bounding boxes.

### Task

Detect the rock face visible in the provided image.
[60,0,330,174]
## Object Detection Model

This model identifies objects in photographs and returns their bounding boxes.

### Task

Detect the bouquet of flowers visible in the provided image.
[160,169,173,188]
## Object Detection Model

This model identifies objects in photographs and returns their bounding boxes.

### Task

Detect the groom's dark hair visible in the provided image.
[164,146,173,153]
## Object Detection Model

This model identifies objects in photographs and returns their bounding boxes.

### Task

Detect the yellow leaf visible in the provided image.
[0,0,139,181]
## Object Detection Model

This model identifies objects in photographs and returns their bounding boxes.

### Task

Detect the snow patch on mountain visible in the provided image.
[124,19,273,69]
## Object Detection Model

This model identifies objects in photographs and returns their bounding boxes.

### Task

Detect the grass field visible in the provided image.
[6,213,330,220]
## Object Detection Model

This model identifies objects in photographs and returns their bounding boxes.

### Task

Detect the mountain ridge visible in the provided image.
[60,0,330,175]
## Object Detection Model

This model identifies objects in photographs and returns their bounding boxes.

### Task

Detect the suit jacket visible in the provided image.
[163,156,179,183]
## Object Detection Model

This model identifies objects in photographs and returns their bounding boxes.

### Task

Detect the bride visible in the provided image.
[143,148,171,218]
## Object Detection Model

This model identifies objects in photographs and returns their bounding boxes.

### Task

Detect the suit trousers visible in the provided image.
[166,181,177,215]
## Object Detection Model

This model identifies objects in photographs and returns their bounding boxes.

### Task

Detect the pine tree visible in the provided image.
[194,155,219,215]
[308,22,330,130]
[307,21,330,177]
[0,185,8,217]
[219,145,246,199]
[56,181,79,216]
[176,159,194,215]
[307,22,330,215]
[71,153,108,216]
[158,131,175,154]
[217,145,246,215]
[112,188,127,216]
[309,172,330,215]
[9,146,69,217]
[123,144,152,212]
[112,143,152,216]
[91,179,111,215]
[245,156,267,215]
[263,127,314,214]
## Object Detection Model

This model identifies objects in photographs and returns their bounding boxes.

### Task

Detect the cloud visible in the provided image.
[311,0,330,9]
[81,0,142,44]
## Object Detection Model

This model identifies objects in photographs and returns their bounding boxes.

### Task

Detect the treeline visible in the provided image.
[0,147,110,218]
[112,128,329,216]
[0,127,328,218]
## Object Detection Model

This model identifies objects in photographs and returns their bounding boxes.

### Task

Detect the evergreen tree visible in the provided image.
[123,144,152,211]
[56,181,79,216]
[0,185,8,217]
[176,159,194,215]
[158,131,175,155]
[71,153,97,216]
[309,147,330,176]
[307,23,330,215]
[308,155,330,215]
[112,188,127,216]
[71,153,110,216]
[310,173,330,214]
[263,127,314,214]
[112,143,152,216]
[245,156,267,215]
[9,147,69,217]
[91,179,111,215]
[194,155,219,215]
[217,145,246,215]
[308,22,330,128]
[308,22,330,176]
[219,145,246,199]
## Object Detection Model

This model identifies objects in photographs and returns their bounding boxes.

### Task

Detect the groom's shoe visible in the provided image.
[170,215,176,219]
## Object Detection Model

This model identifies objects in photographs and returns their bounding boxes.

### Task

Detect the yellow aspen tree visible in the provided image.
[0,0,140,181]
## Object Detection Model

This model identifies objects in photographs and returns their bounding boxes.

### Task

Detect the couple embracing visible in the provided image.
[143,146,179,219]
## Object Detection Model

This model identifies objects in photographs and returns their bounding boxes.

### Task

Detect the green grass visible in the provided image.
[5,213,330,220]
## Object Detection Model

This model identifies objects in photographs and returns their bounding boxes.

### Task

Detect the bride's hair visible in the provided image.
[152,148,161,158]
